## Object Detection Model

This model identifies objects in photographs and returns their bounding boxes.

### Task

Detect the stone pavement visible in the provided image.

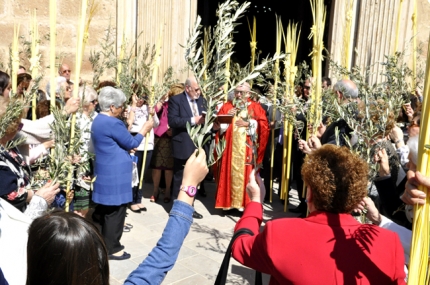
[108,181,301,285]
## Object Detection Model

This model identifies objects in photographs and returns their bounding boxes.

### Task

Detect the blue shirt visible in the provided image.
[91,114,143,205]
[124,200,194,284]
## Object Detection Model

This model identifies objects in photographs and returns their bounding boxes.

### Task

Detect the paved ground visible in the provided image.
[108,180,301,285]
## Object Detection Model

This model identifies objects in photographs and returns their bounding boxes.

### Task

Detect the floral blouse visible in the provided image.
[0,146,31,211]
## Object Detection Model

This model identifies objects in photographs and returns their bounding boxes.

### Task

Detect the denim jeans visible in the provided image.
[124,200,194,285]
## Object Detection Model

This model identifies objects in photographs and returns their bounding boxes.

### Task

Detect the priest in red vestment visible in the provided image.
[215,82,270,210]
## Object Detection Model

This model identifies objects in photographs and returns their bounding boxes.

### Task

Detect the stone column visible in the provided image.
[136,0,198,82]
[328,0,417,85]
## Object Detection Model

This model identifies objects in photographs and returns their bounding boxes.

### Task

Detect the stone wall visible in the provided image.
[327,0,430,84]
[1,0,429,90]
[0,0,117,89]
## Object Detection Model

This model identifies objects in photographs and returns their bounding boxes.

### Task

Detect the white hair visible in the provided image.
[55,76,67,94]
[98,86,126,111]
[78,86,98,106]
[45,76,67,99]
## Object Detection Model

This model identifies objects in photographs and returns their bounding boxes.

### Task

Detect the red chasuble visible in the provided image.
[215,100,269,209]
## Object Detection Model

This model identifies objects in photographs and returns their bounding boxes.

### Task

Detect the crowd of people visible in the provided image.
[0,57,427,285]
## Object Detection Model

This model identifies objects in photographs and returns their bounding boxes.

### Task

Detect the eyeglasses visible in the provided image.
[303,85,311,90]
[62,70,71,74]
[189,88,200,92]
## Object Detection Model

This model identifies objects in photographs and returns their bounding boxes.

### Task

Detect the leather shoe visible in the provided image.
[192,211,203,219]
[108,252,131,260]
[128,206,141,213]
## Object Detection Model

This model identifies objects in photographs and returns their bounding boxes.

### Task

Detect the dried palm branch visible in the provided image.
[49,0,57,109]
[268,15,283,202]
[307,0,326,139]
[65,0,89,212]
[342,0,354,77]
[408,33,430,285]
[281,20,301,209]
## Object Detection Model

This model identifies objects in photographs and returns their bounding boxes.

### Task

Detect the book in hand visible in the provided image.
[216,114,234,124]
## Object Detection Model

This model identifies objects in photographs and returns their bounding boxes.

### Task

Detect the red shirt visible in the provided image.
[232,202,406,285]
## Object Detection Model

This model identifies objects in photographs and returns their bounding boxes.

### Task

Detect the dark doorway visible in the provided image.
[197,0,332,74]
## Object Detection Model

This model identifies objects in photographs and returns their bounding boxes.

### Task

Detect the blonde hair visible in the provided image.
[78,86,98,106]
[168,83,185,98]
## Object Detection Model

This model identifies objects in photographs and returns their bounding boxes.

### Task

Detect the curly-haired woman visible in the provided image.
[232,145,406,284]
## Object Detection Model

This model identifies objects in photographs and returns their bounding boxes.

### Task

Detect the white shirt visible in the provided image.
[0,198,32,285]
[128,105,160,151]
[186,92,199,126]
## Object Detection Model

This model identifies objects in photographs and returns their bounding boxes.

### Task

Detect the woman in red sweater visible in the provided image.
[232,145,406,285]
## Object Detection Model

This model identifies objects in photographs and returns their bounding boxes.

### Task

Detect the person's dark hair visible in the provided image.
[27,211,109,285]
[322,76,331,87]
[0,71,10,95]
[17,73,32,87]
[131,83,149,101]
[36,100,61,119]
[299,78,311,87]
[96,80,117,92]
[301,145,368,213]
[37,89,47,102]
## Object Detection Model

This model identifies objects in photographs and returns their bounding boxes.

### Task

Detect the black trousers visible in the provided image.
[291,140,306,207]
[97,203,127,255]
[262,142,283,200]
[132,150,152,204]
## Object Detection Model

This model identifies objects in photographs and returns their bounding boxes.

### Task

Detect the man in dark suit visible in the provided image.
[168,76,206,219]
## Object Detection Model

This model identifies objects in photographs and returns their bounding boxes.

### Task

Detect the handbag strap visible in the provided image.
[214,228,263,285]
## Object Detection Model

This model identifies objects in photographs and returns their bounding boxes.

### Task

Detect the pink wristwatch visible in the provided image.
[180,185,197,197]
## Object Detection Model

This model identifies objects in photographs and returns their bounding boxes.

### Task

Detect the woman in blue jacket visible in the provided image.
[25,150,208,285]
[91,86,154,260]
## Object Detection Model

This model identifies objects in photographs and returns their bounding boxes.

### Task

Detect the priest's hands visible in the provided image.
[228,108,237,116]
[235,119,250,128]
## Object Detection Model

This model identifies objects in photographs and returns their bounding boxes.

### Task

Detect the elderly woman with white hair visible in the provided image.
[46,76,71,105]
[73,86,99,218]
[91,86,154,260]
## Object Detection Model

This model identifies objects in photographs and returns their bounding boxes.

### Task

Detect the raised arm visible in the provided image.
[231,170,274,274]
[111,120,144,150]
[124,149,208,285]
